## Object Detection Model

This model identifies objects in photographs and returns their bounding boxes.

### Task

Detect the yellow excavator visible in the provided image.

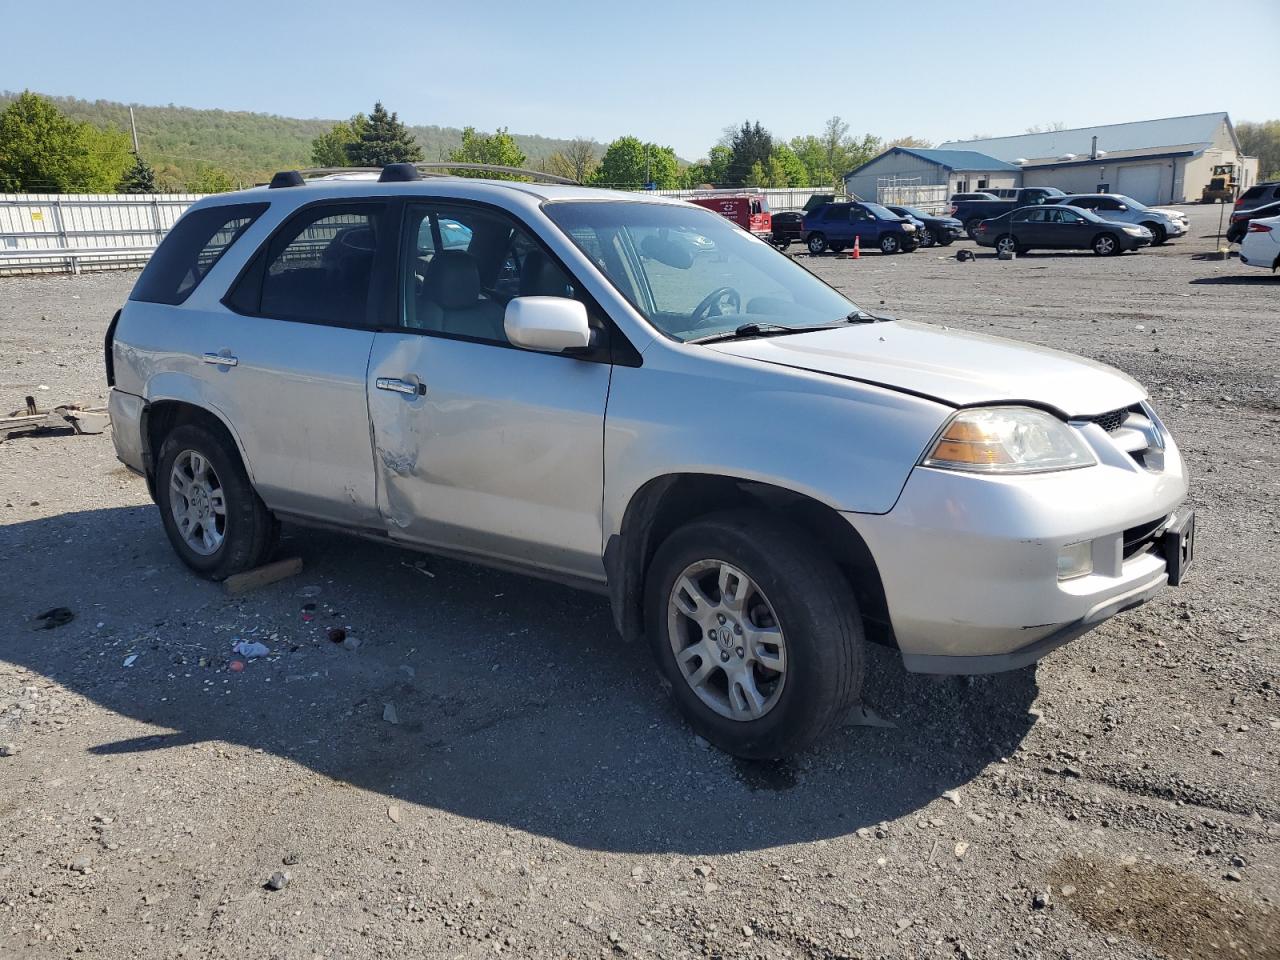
[1201,163,1237,203]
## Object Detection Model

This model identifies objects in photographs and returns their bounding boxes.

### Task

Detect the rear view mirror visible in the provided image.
[640,235,694,269]
[504,296,592,354]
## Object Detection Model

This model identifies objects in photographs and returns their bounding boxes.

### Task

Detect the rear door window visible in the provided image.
[229,203,385,327]
[131,202,267,305]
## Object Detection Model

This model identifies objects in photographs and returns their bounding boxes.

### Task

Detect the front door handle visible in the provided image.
[202,352,238,367]
[376,377,424,396]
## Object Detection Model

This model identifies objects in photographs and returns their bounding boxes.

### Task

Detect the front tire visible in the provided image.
[645,511,865,759]
[918,227,935,248]
[156,423,277,580]
[806,233,828,255]
[1092,232,1121,256]
[879,234,901,254]
[1143,222,1167,245]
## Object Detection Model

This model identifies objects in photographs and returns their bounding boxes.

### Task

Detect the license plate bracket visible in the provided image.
[1163,510,1195,586]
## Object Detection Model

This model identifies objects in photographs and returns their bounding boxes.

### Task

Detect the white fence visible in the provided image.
[649,187,844,211]
[0,193,203,275]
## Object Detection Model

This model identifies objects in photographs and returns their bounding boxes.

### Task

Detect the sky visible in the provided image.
[3,0,1279,160]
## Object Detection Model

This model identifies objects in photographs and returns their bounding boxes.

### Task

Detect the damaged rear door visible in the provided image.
[366,200,611,581]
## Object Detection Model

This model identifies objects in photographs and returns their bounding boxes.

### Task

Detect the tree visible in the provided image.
[345,101,423,166]
[559,138,598,182]
[0,91,131,192]
[884,135,933,150]
[726,120,773,186]
[448,126,527,178]
[1238,119,1280,181]
[118,153,157,193]
[189,167,235,193]
[790,123,881,189]
[311,113,367,166]
[768,144,808,187]
[593,136,678,189]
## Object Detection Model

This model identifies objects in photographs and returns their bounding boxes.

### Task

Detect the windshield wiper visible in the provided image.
[844,309,894,323]
[688,322,808,345]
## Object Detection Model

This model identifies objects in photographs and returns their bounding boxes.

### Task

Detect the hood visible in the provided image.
[1147,207,1185,220]
[706,319,1146,417]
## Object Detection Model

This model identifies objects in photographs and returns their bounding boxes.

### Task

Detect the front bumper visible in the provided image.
[849,416,1188,672]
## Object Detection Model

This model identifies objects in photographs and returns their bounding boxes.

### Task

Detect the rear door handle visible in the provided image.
[202,353,238,367]
[376,377,424,396]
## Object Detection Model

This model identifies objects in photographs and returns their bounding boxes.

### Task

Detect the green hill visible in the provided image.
[0,91,605,190]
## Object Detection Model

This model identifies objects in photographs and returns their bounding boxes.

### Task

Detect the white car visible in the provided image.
[1238,214,1280,271]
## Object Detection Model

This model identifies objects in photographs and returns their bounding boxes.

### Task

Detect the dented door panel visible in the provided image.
[367,333,611,580]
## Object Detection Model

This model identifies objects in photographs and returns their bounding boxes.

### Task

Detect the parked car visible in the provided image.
[949,191,999,202]
[1238,215,1280,271]
[687,194,772,239]
[973,204,1152,256]
[1046,194,1188,245]
[105,164,1192,758]
[802,201,919,255]
[884,204,964,247]
[951,187,1068,238]
[770,210,805,248]
[1226,199,1280,244]
[1234,181,1280,214]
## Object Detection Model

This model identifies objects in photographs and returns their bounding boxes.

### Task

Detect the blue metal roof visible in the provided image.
[844,147,1020,179]
[937,113,1232,162]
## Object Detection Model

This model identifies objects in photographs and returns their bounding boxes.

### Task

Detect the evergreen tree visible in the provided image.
[119,153,157,192]
[725,121,773,186]
[345,102,423,167]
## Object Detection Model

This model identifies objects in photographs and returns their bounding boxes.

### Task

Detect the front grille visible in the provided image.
[1123,515,1167,560]
[1091,408,1130,433]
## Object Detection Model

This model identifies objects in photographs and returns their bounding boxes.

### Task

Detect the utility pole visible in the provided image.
[128,107,140,154]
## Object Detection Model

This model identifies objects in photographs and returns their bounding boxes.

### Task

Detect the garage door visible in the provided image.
[1116,164,1162,205]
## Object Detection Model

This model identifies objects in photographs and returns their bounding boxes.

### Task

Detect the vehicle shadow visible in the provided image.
[1,505,1038,854]
[1189,274,1278,285]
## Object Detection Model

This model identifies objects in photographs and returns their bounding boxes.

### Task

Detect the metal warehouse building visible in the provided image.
[843,148,1021,204]
[935,113,1259,206]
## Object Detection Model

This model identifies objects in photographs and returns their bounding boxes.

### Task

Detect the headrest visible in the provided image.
[423,250,481,309]
[519,250,572,297]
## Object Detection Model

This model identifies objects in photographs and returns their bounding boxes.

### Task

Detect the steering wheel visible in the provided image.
[690,286,742,327]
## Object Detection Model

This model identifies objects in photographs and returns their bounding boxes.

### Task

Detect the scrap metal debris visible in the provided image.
[2,395,107,441]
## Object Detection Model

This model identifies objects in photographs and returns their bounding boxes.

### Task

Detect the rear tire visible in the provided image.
[995,234,1020,256]
[645,511,865,759]
[806,233,828,255]
[1092,232,1121,256]
[965,218,983,239]
[156,423,277,581]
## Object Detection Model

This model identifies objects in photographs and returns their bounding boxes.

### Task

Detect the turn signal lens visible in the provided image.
[923,407,1096,474]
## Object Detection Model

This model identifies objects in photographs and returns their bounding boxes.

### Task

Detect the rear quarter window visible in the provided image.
[130,202,268,305]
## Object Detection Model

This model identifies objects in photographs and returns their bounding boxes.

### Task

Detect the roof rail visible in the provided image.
[267,163,582,187]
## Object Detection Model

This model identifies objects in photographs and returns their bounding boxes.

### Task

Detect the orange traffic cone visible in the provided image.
[851,236,861,260]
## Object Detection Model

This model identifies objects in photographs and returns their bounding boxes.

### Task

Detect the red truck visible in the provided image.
[688,193,773,239]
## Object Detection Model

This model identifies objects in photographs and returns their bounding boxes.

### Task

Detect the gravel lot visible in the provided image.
[1,203,1277,960]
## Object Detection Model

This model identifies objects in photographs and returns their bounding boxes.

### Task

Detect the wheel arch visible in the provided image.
[604,473,894,651]
[141,398,255,499]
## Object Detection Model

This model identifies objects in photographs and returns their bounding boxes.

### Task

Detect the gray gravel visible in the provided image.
[1,203,1277,959]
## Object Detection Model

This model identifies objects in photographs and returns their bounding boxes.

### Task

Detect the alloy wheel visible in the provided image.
[667,560,787,721]
[168,449,226,556]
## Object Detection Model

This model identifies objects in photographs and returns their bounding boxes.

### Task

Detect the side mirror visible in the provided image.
[504,297,592,354]
[1116,204,1128,211]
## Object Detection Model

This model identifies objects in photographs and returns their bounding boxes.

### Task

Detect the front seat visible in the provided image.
[418,250,506,341]
[519,250,574,298]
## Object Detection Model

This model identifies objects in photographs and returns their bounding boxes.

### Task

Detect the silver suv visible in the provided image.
[1048,194,1189,245]
[106,163,1194,758]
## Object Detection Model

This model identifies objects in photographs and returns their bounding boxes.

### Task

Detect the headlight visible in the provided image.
[922,407,1097,474]
[1124,225,1146,235]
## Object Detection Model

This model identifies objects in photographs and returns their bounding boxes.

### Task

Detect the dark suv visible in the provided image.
[1235,181,1280,214]
[801,201,919,255]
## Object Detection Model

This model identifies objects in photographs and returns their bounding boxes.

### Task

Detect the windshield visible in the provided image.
[1112,194,1149,210]
[861,202,898,220]
[544,201,858,342]
[898,206,929,219]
